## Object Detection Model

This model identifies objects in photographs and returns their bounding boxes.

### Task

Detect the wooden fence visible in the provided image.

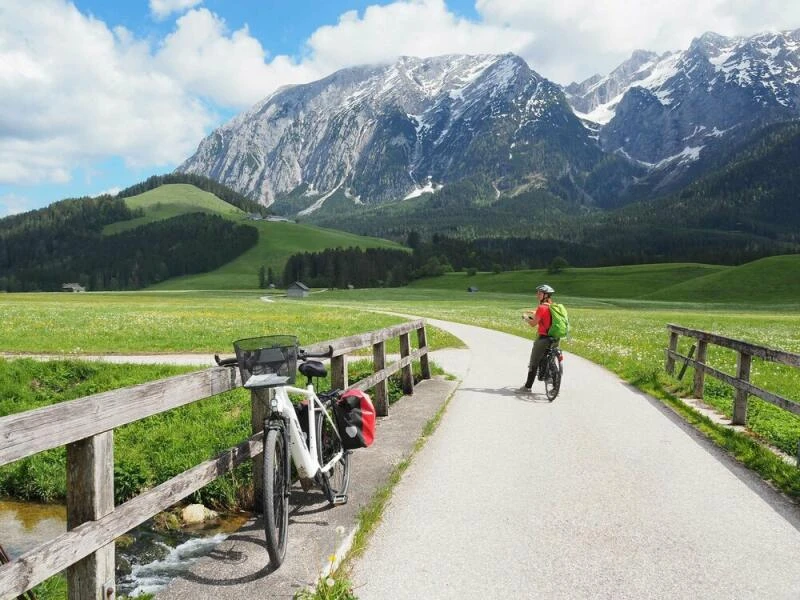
[0,319,430,600]
[664,324,800,426]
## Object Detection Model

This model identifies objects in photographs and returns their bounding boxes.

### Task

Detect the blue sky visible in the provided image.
[2,0,799,216]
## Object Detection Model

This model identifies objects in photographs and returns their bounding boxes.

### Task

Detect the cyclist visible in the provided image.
[519,284,556,392]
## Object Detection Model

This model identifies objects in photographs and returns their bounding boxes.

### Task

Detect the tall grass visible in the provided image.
[0,292,460,353]
[0,356,440,509]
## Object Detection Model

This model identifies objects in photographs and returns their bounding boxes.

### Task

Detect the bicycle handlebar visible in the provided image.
[215,354,238,367]
[298,345,334,360]
[214,344,333,368]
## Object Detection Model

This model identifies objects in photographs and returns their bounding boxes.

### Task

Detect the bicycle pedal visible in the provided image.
[332,494,348,505]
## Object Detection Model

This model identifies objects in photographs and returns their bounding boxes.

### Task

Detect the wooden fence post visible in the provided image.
[372,341,389,417]
[666,330,679,375]
[693,340,708,398]
[417,325,431,380]
[251,388,271,511]
[331,355,348,391]
[399,332,414,395]
[732,352,752,426]
[66,432,115,600]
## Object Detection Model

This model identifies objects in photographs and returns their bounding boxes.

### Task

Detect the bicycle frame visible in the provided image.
[268,383,344,480]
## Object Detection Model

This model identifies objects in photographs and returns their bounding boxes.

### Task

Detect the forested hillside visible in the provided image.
[305,120,800,267]
[0,191,258,292]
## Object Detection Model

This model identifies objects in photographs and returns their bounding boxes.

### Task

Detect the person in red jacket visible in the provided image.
[519,284,555,392]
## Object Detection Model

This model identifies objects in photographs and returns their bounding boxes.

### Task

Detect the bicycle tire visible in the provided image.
[316,407,350,505]
[263,426,290,568]
[545,354,562,402]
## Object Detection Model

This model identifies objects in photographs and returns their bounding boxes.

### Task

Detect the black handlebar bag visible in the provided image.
[334,389,376,449]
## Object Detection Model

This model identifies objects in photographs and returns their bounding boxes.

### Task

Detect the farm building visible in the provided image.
[287,281,310,298]
[62,283,86,292]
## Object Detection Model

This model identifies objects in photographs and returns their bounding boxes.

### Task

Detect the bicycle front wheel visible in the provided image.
[545,355,563,402]
[263,426,290,568]
[316,408,350,505]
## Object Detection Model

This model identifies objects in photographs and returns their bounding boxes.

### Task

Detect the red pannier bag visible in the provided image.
[334,389,376,449]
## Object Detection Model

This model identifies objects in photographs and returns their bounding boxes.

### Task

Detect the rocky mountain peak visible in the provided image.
[176,53,584,211]
[565,28,800,176]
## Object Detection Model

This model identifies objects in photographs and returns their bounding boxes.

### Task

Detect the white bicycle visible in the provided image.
[216,335,350,568]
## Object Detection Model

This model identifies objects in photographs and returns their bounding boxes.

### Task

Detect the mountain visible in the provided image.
[566,30,800,199]
[177,54,623,212]
[174,32,800,267]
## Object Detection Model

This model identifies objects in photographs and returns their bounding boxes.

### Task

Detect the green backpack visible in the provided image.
[547,303,570,339]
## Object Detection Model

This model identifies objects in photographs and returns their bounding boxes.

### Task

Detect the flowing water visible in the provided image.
[0,499,250,597]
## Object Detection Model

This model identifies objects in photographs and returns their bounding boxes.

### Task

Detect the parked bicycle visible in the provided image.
[538,340,564,401]
[215,335,350,568]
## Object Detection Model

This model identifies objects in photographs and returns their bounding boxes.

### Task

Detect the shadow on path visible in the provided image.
[460,385,553,404]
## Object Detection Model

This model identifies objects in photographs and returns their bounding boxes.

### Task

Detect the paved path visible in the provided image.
[349,318,800,599]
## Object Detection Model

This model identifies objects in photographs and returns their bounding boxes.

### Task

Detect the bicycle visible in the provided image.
[215,335,350,569]
[537,338,564,402]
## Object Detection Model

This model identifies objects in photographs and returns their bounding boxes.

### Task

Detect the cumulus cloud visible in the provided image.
[150,0,203,20]
[155,9,319,108]
[303,0,532,77]
[0,0,214,185]
[3,0,800,192]
[155,1,531,108]
[476,0,800,83]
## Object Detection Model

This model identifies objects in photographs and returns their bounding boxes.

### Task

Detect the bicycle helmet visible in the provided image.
[536,284,555,294]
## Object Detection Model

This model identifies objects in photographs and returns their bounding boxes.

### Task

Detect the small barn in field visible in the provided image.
[287,281,310,298]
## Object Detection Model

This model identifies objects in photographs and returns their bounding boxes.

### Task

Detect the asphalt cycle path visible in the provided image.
[350,318,800,599]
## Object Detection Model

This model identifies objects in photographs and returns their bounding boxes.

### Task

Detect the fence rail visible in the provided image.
[0,319,430,600]
[664,324,800,426]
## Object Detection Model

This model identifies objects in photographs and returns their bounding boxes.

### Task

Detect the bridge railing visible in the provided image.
[0,319,430,600]
[664,323,800,427]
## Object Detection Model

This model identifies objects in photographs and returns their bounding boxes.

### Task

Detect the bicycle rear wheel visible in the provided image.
[316,408,350,505]
[263,425,290,568]
[545,355,562,402]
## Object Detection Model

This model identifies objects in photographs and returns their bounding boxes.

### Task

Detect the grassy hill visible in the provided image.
[148,219,406,290]
[641,255,800,303]
[103,184,244,234]
[89,183,406,290]
[409,263,728,298]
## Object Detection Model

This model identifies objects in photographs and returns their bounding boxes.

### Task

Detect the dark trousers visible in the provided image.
[524,336,553,388]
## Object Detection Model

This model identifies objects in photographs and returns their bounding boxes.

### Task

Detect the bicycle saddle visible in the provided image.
[299,360,327,379]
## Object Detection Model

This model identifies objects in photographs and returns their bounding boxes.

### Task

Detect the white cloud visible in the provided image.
[476,0,800,83]
[0,193,33,217]
[303,0,532,77]
[150,0,203,20]
[0,0,214,185]
[154,1,532,108]
[3,0,800,192]
[156,9,318,108]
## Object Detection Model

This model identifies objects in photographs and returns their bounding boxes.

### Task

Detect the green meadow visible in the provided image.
[99,183,406,290]
[2,255,800,514]
[103,184,245,235]
[148,220,406,290]
[410,255,800,304]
